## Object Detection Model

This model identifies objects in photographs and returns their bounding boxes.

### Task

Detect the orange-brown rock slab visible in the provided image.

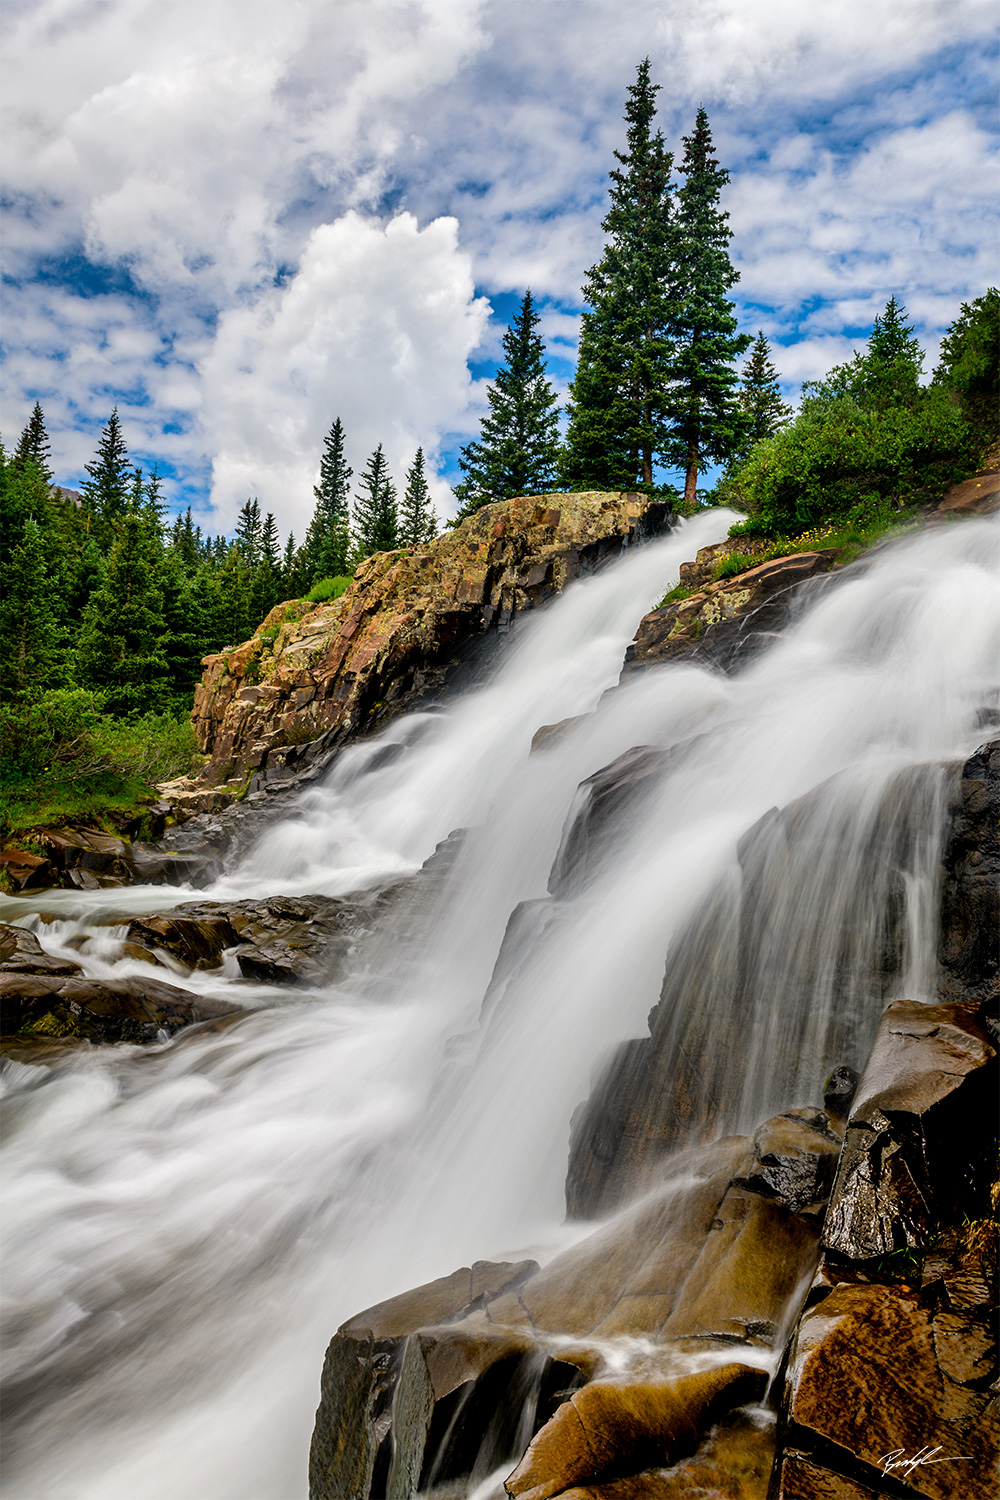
[786,1283,998,1499]
[504,1364,767,1500]
[553,1407,775,1499]
[774,1452,884,1499]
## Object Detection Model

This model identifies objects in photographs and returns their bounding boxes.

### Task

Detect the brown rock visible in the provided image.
[0,923,83,977]
[126,912,241,970]
[553,1408,775,1499]
[504,1364,767,1500]
[931,467,1000,519]
[785,1283,997,1499]
[775,1451,883,1499]
[0,849,54,891]
[0,970,235,1043]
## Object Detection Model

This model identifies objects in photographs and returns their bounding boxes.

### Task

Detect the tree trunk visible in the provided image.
[642,445,653,486]
[683,441,699,507]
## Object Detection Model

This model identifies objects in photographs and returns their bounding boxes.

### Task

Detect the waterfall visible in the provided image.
[1,512,998,1500]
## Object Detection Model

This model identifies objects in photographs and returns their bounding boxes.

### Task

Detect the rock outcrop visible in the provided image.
[629,549,837,673]
[188,492,670,790]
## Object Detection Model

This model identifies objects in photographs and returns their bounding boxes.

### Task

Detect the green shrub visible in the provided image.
[306,575,352,604]
[656,584,693,607]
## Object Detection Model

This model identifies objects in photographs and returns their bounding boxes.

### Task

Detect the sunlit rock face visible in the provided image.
[189,492,672,790]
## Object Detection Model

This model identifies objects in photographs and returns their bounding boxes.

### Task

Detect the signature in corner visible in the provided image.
[880,1446,974,1480]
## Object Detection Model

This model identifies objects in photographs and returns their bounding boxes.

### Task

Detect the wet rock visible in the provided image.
[548,747,668,897]
[126,912,242,970]
[42,827,130,872]
[773,1451,884,1499]
[191,491,672,788]
[503,1363,767,1500]
[732,1109,843,1218]
[822,1066,859,1124]
[0,924,83,978]
[821,997,997,1260]
[783,1282,998,1499]
[309,1259,538,1500]
[0,971,234,1043]
[0,849,54,891]
[928,464,1000,520]
[937,739,999,1007]
[629,551,837,674]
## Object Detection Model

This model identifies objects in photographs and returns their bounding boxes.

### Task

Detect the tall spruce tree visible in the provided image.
[662,108,749,504]
[234,498,263,565]
[454,291,562,518]
[76,492,167,715]
[81,409,131,532]
[13,402,53,482]
[352,445,399,557]
[736,332,791,459]
[399,448,438,544]
[561,61,675,491]
[308,417,353,579]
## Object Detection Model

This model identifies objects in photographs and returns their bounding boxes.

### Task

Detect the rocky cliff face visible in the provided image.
[189,492,671,791]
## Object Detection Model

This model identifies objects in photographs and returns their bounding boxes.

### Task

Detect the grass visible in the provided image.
[711,511,916,584]
[306,575,353,604]
[655,583,694,608]
[0,773,162,840]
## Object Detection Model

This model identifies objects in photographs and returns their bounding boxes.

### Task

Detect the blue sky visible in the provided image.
[1,0,996,538]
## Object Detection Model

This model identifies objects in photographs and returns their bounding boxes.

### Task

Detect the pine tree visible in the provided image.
[662,108,750,505]
[76,492,167,715]
[13,402,53,483]
[352,446,399,557]
[804,297,924,410]
[0,517,60,698]
[308,417,353,579]
[81,409,131,532]
[561,61,675,492]
[736,332,792,459]
[454,291,562,517]
[399,448,438,544]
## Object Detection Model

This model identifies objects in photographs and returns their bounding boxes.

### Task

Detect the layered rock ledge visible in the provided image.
[187,491,671,791]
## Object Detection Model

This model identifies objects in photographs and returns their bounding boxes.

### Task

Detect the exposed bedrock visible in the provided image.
[187,491,672,792]
[627,549,838,674]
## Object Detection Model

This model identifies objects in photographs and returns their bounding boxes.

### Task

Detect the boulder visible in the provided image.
[929,464,1000,520]
[821,997,997,1261]
[191,491,672,787]
[547,746,668,898]
[125,912,242,970]
[308,1259,539,1500]
[503,1363,767,1500]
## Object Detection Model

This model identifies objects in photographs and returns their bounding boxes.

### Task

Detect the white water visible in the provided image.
[2,513,998,1499]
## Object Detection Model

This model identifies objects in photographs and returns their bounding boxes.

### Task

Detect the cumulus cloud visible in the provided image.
[199,210,489,533]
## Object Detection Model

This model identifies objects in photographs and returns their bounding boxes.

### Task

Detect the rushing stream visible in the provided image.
[2,512,999,1499]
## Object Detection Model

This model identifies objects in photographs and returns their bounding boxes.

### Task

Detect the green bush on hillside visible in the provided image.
[306,575,353,604]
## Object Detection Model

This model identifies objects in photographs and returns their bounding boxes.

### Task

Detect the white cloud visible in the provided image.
[198,210,489,532]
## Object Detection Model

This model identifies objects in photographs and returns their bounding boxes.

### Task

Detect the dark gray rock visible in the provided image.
[938,738,1000,1007]
[822,996,997,1261]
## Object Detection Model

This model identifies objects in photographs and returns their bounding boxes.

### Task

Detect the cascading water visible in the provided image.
[1,512,998,1499]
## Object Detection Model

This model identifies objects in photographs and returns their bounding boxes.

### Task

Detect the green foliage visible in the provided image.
[76,496,169,715]
[352,444,399,556]
[933,287,999,446]
[12,402,53,483]
[736,332,792,460]
[80,408,131,536]
[306,417,352,580]
[1,514,61,699]
[662,107,750,501]
[457,290,562,515]
[561,62,674,492]
[399,447,439,542]
[656,583,693,606]
[305,575,352,603]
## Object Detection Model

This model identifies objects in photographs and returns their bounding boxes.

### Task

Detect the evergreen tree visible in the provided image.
[234,498,262,565]
[804,297,924,410]
[662,108,750,504]
[81,409,131,533]
[0,517,60,698]
[933,287,1000,444]
[736,332,792,458]
[352,445,399,557]
[1,446,52,569]
[561,61,675,491]
[454,291,562,517]
[399,448,438,544]
[308,417,353,579]
[13,402,53,483]
[76,493,167,715]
